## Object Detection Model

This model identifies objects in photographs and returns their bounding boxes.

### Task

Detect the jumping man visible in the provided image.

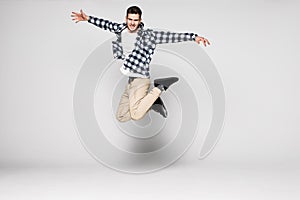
[71,6,210,122]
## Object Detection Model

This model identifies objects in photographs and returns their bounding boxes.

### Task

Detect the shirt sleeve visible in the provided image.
[153,30,198,44]
[88,16,122,33]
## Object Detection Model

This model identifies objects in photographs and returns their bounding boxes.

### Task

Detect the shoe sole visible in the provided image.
[154,77,179,90]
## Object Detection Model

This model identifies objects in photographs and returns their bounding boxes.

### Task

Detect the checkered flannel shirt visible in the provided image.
[88,16,198,78]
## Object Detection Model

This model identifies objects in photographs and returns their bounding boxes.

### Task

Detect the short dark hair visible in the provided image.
[126,6,142,19]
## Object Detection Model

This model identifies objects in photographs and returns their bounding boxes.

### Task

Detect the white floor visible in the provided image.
[1,160,299,200]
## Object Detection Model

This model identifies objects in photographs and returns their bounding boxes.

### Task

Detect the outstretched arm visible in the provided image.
[153,30,210,47]
[71,9,122,33]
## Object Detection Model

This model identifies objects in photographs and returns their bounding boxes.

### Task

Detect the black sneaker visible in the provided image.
[151,97,167,118]
[154,77,179,91]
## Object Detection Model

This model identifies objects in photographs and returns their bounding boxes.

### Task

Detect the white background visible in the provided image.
[0,0,299,199]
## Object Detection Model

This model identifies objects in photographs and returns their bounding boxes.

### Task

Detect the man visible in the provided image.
[71,6,210,122]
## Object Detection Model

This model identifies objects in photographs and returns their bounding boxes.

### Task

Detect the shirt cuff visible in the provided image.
[88,16,94,23]
[192,33,198,41]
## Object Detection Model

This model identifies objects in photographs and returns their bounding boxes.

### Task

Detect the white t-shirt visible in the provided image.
[119,28,146,78]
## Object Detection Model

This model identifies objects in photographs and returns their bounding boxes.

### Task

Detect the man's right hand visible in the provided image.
[71,9,89,23]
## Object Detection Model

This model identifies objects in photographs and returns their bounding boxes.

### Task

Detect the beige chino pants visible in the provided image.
[116,78,162,122]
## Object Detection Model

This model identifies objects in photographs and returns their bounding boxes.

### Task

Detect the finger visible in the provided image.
[73,14,81,18]
[72,11,80,15]
[204,39,209,45]
[81,10,85,18]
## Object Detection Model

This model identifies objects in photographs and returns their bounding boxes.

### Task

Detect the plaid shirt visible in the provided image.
[88,16,198,78]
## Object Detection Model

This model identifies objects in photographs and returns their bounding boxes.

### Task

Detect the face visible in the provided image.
[126,13,141,33]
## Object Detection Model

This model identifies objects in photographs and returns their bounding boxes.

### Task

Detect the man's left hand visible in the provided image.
[195,36,210,47]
